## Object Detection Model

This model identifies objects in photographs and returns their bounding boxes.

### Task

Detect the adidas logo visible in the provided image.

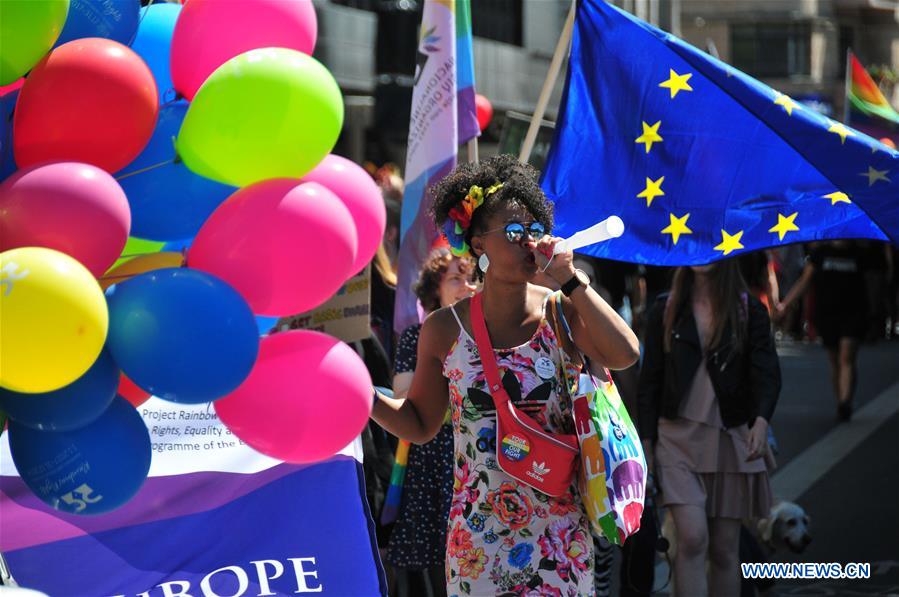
[526,461,551,483]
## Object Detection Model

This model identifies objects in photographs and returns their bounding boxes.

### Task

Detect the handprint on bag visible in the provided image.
[621,501,644,536]
[611,460,644,502]
[606,412,639,462]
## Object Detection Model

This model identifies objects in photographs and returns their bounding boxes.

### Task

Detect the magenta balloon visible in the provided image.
[188,180,356,316]
[301,154,386,274]
[170,0,317,100]
[0,162,130,276]
[215,330,373,463]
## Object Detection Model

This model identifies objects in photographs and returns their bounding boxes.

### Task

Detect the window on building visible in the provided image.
[330,0,377,9]
[471,0,523,46]
[731,23,811,78]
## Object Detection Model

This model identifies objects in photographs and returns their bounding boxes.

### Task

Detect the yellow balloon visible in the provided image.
[99,251,185,290]
[0,247,108,393]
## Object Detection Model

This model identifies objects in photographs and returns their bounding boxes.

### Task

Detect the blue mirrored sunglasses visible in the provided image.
[482,221,547,244]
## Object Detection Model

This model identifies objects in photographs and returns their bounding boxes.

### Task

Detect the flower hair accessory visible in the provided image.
[443,182,504,256]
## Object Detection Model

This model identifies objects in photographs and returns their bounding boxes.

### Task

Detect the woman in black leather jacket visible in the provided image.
[638,259,781,597]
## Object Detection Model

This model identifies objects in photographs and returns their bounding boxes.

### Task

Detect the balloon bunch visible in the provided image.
[0,0,385,515]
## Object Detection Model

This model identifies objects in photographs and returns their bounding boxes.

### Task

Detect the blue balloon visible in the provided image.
[255,315,280,335]
[162,237,193,254]
[55,0,141,47]
[0,349,118,432]
[0,88,18,183]
[130,3,180,102]
[9,396,151,515]
[117,101,236,241]
[106,268,259,404]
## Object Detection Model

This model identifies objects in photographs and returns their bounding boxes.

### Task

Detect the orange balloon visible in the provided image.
[119,373,150,408]
[100,251,185,289]
[879,137,896,149]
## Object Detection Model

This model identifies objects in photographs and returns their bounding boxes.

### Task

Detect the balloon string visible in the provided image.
[115,159,175,181]
[116,251,161,259]
[100,253,187,283]
[100,272,148,282]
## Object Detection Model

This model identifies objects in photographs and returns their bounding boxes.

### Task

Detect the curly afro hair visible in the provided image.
[430,154,554,261]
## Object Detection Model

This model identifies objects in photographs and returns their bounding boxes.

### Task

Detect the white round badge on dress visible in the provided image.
[535,357,556,379]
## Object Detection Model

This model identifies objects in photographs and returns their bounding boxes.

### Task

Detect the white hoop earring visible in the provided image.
[478,253,490,272]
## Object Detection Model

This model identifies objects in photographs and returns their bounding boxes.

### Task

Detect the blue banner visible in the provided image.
[0,399,385,597]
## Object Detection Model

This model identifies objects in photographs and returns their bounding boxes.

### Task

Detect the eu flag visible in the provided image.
[542,0,899,265]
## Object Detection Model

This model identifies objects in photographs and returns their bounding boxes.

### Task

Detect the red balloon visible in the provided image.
[13,39,158,173]
[475,93,494,131]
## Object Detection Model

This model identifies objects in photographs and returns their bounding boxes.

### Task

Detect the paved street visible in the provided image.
[767,338,899,596]
[645,338,899,597]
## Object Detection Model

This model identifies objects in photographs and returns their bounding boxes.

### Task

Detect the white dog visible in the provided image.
[756,500,812,553]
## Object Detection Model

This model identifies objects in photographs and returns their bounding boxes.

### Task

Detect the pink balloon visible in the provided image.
[188,180,357,316]
[0,79,23,97]
[0,162,130,276]
[171,0,317,100]
[215,330,372,463]
[301,155,386,274]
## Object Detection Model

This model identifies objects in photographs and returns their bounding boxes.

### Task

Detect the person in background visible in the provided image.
[739,250,780,315]
[387,249,476,597]
[371,242,398,364]
[376,163,404,272]
[861,241,892,341]
[639,259,780,597]
[633,265,672,340]
[776,240,869,421]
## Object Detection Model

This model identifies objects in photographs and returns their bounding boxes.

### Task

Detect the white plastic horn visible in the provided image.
[553,216,625,254]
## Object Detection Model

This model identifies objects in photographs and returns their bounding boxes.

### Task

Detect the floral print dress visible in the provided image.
[444,298,594,597]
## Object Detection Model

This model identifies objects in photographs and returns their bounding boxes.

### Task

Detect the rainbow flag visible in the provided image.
[0,399,386,596]
[379,440,410,525]
[848,51,899,125]
[455,0,480,143]
[394,0,479,335]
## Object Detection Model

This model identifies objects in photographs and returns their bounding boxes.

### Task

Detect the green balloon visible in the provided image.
[110,236,167,271]
[177,48,344,188]
[0,0,70,85]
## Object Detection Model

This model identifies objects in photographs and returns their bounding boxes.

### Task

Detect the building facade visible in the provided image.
[313,0,899,165]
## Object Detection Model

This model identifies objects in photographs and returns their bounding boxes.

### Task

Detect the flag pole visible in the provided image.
[467,137,479,163]
[843,47,852,124]
[518,1,575,164]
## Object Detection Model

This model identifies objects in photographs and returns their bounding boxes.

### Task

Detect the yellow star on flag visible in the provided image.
[827,121,854,144]
[773,93,798,116]
[859,166,891,186]
[822,191,851,205]
[635,121,663,153]
[661,213,692,245]
[637,176,665,207]
[659,69,693,99]
[714,229,744,256]
[768,212,799,241]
